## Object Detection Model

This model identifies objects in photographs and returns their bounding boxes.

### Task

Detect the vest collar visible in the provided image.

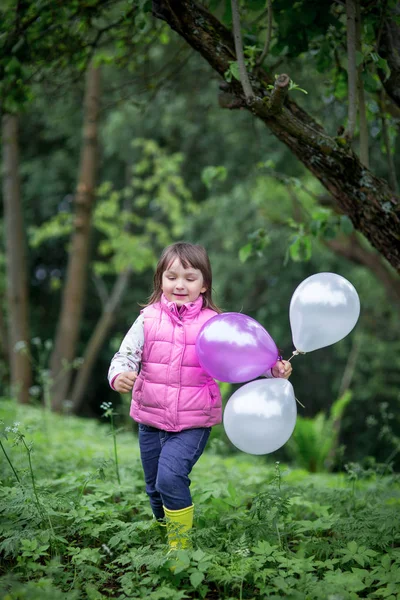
[160,293,204,320]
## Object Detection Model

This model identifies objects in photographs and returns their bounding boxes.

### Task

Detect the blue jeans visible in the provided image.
[138,424,211,519]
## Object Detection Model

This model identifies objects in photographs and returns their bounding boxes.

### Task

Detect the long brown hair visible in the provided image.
[143,242,221,312]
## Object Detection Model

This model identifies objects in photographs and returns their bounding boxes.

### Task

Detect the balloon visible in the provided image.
[196,313,279,383]
[223,379,297,455]
[289,272,360,353]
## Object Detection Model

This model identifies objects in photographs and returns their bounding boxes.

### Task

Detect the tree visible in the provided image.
[152,0,400,272]
[29,138,196,412]
[1,115,32,403]
[49,63,101,411]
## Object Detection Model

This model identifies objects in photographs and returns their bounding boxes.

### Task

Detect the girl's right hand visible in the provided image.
[114,371,138,393]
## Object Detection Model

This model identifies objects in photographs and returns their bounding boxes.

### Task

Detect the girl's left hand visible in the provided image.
[272,360,292,379]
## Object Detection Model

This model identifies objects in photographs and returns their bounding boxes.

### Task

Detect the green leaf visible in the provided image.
[190,570,204,588]
[171,550,191,574]
[289,234,312,262]
[330,391,352,421]
[348,540,358,554]
[239,243,252,263]
[201,165,227,189]
[225,61,240,82]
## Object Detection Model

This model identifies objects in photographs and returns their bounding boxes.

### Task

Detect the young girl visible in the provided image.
[108,242,292,550]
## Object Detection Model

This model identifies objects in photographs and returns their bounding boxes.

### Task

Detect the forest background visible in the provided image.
[1,0,400,472]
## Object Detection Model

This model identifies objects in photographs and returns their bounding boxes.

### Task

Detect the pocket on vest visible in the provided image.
[135,380,165,410]
[207,382,222,411]
[133,378,144,407]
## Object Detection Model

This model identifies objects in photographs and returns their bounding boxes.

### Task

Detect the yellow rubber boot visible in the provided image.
[163,504,194,550]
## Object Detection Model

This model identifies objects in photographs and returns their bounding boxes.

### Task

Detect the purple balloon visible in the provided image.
[196,313,279,383]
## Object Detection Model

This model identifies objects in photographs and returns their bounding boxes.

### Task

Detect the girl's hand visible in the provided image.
[114,371,138,393]
[272,360,292,379]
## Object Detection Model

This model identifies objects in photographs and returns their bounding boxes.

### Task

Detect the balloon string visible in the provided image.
[285,350,306,408]
[287,349,306,362]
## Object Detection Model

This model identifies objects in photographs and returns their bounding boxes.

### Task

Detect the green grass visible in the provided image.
[1,400,400,600]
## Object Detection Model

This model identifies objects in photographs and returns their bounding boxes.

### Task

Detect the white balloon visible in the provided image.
[223,379,297,455]
[289,272,360,353]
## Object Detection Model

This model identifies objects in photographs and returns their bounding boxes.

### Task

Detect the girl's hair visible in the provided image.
[143,242,221,312]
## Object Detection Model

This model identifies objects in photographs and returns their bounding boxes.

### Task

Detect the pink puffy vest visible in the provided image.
[130,294,222,432]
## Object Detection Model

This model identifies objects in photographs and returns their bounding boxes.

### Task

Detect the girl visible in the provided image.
[108,242,292,550]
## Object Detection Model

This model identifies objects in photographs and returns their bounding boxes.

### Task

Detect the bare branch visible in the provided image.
[380,91,399,194]
[356,0,369,167]
[345,0,357,140]
[376,0,388,52]
[267,73,290,114]
[92,274,109,310]
[257,0,273,67]
[231,0,254,101]
[377,3,400,109]
[70,268,131,412]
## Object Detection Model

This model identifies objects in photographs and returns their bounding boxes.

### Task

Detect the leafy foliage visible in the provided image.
[1,401,400,599]
[286,391,352,472]
[29,138,194,278]
[1,0,399,480]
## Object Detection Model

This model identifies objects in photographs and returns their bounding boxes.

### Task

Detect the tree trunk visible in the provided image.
[70,269,131,413]
[0,304,9,391]
[152,1,400,272]
[0,304,9,359]
[49,64,101,411]
[2,114,32,403]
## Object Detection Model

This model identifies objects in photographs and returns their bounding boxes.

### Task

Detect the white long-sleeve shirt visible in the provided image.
[108,314,144,388]
[108,314,274,388]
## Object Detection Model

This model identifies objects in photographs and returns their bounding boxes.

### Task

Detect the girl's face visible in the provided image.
[162,258,206,306]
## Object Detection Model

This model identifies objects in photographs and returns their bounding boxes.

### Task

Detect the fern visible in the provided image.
[1,400,399,600]
[287,391,352,472]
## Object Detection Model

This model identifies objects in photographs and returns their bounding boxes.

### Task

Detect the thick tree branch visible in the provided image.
[218,88,246,109]
[326,233,400,306]
[290,186,400,308]
[153,0,400,271]
[268,73,290,114]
